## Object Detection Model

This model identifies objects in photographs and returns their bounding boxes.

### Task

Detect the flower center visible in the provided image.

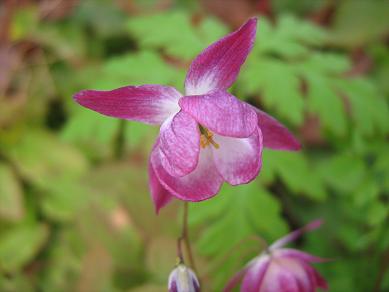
[199,125,219,149]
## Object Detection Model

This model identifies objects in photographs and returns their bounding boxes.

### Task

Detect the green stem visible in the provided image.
[180,202,197,273]
[113,120,126,159]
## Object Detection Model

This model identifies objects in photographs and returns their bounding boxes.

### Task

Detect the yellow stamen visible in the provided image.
[199,127,220,149]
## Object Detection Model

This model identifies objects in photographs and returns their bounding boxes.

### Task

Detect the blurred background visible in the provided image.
[0,0,389,291]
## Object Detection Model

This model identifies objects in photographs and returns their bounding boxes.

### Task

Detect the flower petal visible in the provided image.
[253,107,301,151]
[185,18,257,95]
[179,91,257,138]
[74,85,181,125]
[212,128,262,185]
[159,111,200,177]
[151,140,223,201]
[270,220,323,250]
[241,256,270,292]
[300,261,328,290]
[275,249,329,263]
[149,154,175,214]
[257,260,300,292]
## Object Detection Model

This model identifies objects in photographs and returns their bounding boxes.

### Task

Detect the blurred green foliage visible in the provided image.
[0,0,388,291]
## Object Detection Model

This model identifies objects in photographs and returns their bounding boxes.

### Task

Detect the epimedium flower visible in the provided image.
[224,220,328,292]
[168,263,200,292]
[74,18,300,213]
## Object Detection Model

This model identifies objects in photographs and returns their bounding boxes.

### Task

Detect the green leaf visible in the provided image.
[190,183,287,290]
[366,202,388,226]
[0,163,24,221]
[336,78,389,136]
[62,109,120,153]
[0,224,49,272]
[4,130,88,188]
[254,15,327,59]
[83,51,185,90]
[277,14,327,46]
[41,179,90,222]
[73,0,127,37]
[305,73,347,136]
[318,152,366,193]
[127,11,227,60]
[263,151,327,201]
[191,183,287,256]
[329,0,389,48]
[10,6,39,41]
[239,57,304,125]
[39,229,82,292]
[298,52,351,75]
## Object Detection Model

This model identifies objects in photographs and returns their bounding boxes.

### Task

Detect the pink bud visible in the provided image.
[225,220,329,292]
[168,263,200,292]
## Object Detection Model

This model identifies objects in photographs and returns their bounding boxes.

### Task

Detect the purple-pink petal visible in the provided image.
[149,152,174,214]
[299,261,328,290]
[159,111,200,177]
[212,128,262,185]
[241,256,270,292]
[185,18,257,95]
[253,107,301,151]
[73,85,181,125]
[259,258,308,292]
[275,248,329,264]
[151,140,223,201]
[179,91,257,138]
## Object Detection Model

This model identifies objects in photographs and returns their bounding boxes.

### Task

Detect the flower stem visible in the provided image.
[179,202,197,273]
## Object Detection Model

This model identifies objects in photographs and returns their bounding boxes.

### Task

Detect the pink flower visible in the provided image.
[168,263,200,292]
[74,18,300,213]
[224,220,328,292]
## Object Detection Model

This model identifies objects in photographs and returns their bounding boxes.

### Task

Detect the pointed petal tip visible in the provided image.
[270,219,324,250]
[305,219,324,231]
[73,85,182,125]
[288,138,302,151]
[247,17,258,26]
[184,16,258,95]
[73,90,85,103]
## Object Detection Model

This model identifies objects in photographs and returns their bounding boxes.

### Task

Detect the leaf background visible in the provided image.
[0,0,388,291]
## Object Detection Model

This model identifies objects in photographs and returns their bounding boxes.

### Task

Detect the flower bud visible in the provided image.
[168,263,200,292]
[224,220,328,292]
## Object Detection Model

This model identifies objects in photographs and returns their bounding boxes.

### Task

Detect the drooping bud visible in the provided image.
[224,220,329,292]
[168,263,200,292]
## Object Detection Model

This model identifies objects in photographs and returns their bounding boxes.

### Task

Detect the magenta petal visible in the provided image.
[212,127,262,185]
[299,261,328,290]
[275,249,329,264]
[280,257,315,292]
[74,85,181,125]
[253,107,301,151]
[241,256,270,292]
[179,91,257,138]
[309,266,328,290]
[159,111,200,177]
[270,220,323,250]
[185,18,257,95]
[149,156,174,214]
[151,140,223,201]
[260,260,301,292]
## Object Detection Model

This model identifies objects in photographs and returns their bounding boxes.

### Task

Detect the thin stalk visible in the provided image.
[113,120,126,160]
[180,202,197,273]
